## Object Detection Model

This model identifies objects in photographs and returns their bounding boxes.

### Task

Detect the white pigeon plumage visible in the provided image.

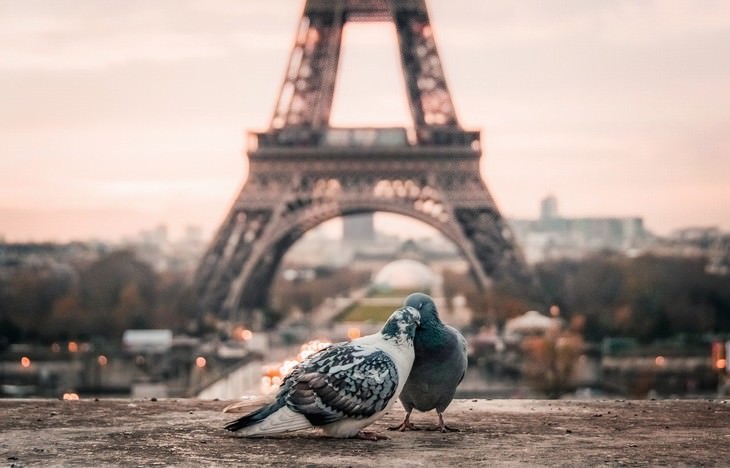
[224,306,420,439]
[390,292,467,433]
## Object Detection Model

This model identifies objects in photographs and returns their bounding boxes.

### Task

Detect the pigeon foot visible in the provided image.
[388,421,420,431]
[436,413,460,433]
[388,412,420,431]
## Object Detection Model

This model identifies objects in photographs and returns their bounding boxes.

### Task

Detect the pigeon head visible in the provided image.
[403,292,441,327]
[381,306,421,345]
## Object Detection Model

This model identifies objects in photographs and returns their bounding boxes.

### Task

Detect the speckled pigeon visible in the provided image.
[390,292,467,432]
[224,306,420,439]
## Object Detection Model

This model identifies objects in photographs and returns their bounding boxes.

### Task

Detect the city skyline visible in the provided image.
[2,0,729,242]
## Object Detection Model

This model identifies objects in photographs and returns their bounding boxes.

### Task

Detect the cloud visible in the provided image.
[0,0,293,71]
[1,32,230,71]
[431,0,730,49]
[598,0,730,45]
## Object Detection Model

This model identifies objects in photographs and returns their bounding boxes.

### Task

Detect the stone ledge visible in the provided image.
[2,398,729,466]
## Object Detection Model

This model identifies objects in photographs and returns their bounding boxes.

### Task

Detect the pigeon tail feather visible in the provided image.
[224,400,310,435]
[224,399,282,431]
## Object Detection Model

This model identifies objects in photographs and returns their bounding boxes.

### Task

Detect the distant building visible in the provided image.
[510,196,649,263]
[653,226,730,275]
[342,213,376,243]
[122,329,173,354]
[372,258,438,292]
[351,238,467,275]
[540,194,559,220]
[120,224,206,274]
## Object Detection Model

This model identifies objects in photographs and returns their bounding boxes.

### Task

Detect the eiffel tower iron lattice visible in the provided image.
[194,0,532,326]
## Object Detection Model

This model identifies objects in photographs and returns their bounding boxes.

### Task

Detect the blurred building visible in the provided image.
[284,216,467,275]
[650,226,730,275]
[371,258,438,291]
[342,213,376,244]
[0,241,107,282]
[120,224,207,275]
[509,195,649,263]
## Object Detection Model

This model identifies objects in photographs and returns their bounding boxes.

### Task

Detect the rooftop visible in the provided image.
[2,398,728,466]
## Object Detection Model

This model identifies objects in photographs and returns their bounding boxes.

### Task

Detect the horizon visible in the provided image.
[2,0,729,243]
[0,195,697,246]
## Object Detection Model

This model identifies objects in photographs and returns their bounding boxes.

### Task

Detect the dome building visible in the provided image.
[372,259,438,292]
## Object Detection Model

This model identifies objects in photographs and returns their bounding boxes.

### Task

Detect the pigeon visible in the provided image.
[224,306,420,439]
[390,292,467,433]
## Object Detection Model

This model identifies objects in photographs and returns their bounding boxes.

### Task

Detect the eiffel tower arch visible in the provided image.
[194,0,532,326]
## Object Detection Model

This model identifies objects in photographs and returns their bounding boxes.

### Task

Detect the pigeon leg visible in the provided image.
[437,412,460,433]
[356,431,389,441]
[388,410,419,431]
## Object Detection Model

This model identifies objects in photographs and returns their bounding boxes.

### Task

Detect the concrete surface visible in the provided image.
[1,398,729,467]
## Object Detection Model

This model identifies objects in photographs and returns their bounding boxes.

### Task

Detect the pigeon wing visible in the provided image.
[449,325,469,386]
[284,344,398,426]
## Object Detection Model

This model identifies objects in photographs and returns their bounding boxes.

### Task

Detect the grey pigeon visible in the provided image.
[224,306,420,439]
[390,292,467,432]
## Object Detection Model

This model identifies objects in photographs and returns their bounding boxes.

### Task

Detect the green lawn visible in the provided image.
[338,288,431,322]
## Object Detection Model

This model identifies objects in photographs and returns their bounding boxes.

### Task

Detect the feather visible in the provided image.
[391,293,468,433]
[224,306,420,438]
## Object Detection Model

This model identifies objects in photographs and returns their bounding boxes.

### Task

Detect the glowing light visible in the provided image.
[232,326,254,341]
[68,341,78,353]
[20,356,31,368]
[97,355,108,366]
[195,356,207,368]
[655,356,666,367]
[231,325,245,341]
[296,339,332,362]
[62,392,80,400]
[279,359,299,378]
[347,327,361,340]
[262,364,280,378]
[259,339,333,394]
[716,358,727,370]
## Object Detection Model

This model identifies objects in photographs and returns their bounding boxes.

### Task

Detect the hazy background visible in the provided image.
[2,0,729,242]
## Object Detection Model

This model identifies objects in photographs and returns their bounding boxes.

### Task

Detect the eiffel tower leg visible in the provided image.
[194,204,276,326]
[194,170,341,328]
[435,168,532,290]
[453,205,529,285]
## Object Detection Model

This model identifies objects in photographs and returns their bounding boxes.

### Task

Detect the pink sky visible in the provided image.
[1,0,729,242]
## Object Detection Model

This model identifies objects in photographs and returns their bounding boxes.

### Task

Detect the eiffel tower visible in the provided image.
[194,0,531,327]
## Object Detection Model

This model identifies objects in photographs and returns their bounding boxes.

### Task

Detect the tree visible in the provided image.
[535,253,730,342]
[77,250,158,337]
